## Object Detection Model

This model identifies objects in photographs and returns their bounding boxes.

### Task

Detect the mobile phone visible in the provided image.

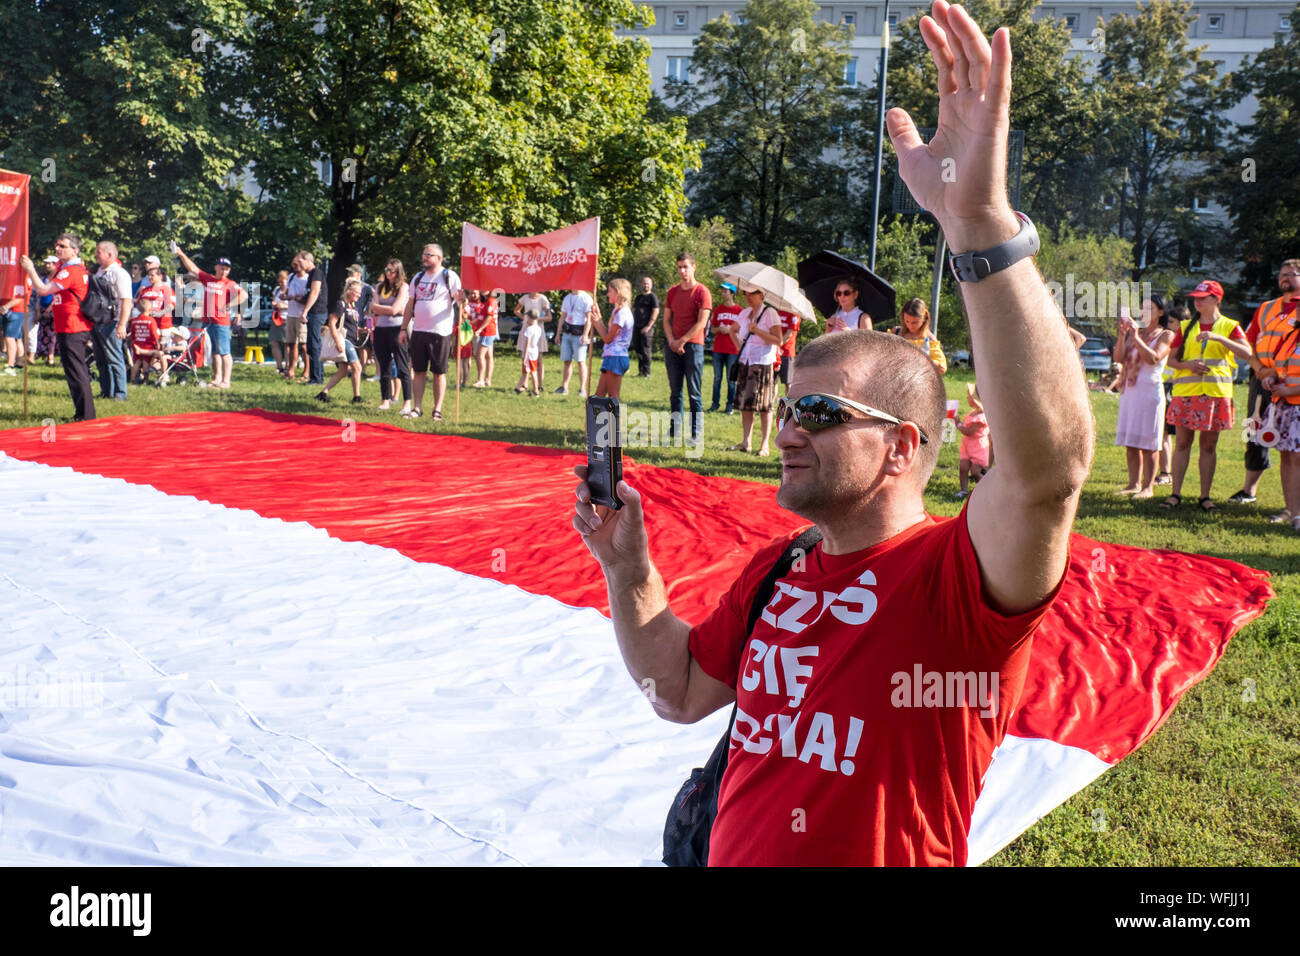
[585,396,623,510]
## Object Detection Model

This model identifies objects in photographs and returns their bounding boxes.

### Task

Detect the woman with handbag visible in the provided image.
[726,283,785,457]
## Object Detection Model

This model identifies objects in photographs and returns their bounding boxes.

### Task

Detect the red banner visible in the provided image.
[460,217,599,294]
[0,168,30,308]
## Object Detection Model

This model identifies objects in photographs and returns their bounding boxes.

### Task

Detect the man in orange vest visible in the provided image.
[1232,260,1300,507]
[1246,260,1300,530]
[1161,280,1252,512]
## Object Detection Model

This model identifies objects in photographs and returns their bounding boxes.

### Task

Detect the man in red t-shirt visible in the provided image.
[572,5,1093,866]
[775,308,801,396]
[662,253,713,444]
[709,282,743,414]
[174,246,246,390]
[22,233,97,421]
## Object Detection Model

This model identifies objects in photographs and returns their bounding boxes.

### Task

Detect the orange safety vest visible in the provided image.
[1254,297,1300,405]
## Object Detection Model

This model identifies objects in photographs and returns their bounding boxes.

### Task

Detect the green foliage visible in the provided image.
[869,0,1104,233]
[1223,6,1300,295]
[0,1,253,262]
[1095,0,1235,278]
[671,0,857,261]
[616,216,734,299]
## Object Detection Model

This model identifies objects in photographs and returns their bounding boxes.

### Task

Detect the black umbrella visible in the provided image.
[797,251,897,326]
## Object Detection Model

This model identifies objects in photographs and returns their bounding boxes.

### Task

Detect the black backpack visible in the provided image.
[70,269,120,325]
[661,525,824,867]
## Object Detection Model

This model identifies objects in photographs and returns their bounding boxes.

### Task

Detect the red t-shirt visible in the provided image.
[471,297,499,338]
[129,315,160,352]
[1169,318,1247,354]
[7,276,32,312]
[137,284,175,329]
[777,309,800,357]
[688,508,1059,866]
[710,304,743,355]
[196,270,240,326]
[666,283,713,344]
[49,261,91,335]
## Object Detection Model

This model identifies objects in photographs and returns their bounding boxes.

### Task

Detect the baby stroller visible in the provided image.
[156,326,208,387]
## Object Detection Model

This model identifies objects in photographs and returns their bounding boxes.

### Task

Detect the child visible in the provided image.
[516,310,543,396]
[591,278,634,400]
[129,312,162,384]
[955,382,991,499]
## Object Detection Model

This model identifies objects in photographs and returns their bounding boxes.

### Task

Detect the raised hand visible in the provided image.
[885,2,1020,251]
[572,465,650,576]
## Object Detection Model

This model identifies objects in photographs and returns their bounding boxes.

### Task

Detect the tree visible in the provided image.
[1222,6,1300,294]
[226,0,695,297]
[1094,0,1234,278]
[669,0,856,262]
[868,0,1104,234]
[0,0,251,259]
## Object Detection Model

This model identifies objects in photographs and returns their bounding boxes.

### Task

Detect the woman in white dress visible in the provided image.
[1114,293,1175,498]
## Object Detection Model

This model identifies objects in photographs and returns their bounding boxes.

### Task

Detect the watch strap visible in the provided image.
[948,212,1040,283]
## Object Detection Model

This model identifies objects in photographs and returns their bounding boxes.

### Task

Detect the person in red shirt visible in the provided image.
[775,308,801,396]
[173,246,246,389]
[571,2,1093,865]
[662,253,713,444]
[135,265,175,330]
[22,233,96,420]
[129,313,162,384]
[471,288,500,388]
[708,282,743,413]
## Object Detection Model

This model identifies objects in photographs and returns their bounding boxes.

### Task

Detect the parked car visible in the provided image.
[951,349,971,368]
[1079,337,1115,375]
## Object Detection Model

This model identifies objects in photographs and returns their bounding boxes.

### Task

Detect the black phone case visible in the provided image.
[586,397,624,510]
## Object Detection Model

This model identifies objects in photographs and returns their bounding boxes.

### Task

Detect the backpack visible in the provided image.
[661,525,824,867]
[413,268,462,328]
[71,268,119,325]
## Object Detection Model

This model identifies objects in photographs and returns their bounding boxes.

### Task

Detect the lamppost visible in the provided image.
[868,0,892,271]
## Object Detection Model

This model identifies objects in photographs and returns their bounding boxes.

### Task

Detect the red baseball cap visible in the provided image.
[1188,280,1223,299]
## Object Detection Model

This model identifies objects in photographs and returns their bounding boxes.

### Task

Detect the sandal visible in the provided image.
[401,407,421,418]
[1267,510,1293,524]
[432,410,443,421]
[725,443,752,452]
[1159,494,1182,509]
[1154,473,1172,485]
[1197,497,1218,512]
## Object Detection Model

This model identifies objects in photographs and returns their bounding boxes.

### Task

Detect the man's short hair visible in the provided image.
[424,244,443,257]
[795,330,946,486]
[299,251,315,265]
[96,240,119,259]
[676,252,694,266]
[346,263,364,277]
[1282,258,1300,272]
[56,233,81,253]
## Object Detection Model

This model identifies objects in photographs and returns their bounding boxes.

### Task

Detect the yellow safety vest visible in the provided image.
[1171,314,1240,398]
[1254,297,1300,405]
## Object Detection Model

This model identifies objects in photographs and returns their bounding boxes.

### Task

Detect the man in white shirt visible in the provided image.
[555,289,594,396]
[399,243,465,421]
[92,240,133,401]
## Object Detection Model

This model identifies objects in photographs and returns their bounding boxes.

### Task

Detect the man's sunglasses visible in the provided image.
[777,393,929,444]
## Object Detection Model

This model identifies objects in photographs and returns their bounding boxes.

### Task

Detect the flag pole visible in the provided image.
[585,219,601,399]
[20,172,30,418]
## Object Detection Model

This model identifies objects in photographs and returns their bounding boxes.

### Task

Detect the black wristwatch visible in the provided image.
[948,212,1040,283]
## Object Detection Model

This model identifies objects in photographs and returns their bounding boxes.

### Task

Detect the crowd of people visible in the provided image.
[1103,263,1300,530]
[6,230,1297,531]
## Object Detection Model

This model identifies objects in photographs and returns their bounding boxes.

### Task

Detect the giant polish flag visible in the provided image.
[0,411,1272,865]
[460,218,599,294]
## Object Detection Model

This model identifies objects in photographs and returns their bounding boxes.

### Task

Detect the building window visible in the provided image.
[1205,14,1223,32]
[843,57,858,86]
[1064,13,1079,32]
[887,12,899,28]
[841,13,856,27]
[673,11,688,29]
[734,13,746,25]
[1281,16,1293,32]
[666,57,690,82]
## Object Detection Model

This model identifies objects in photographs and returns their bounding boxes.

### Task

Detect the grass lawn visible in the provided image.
[2,346,1297,866]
